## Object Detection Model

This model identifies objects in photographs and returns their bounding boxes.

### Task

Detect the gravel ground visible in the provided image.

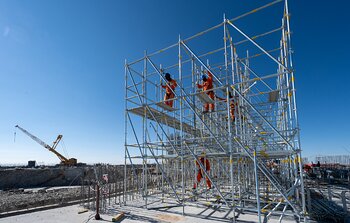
[0,186,82,213]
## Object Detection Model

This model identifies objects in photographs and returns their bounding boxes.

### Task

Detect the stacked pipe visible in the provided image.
[308,190,348,222]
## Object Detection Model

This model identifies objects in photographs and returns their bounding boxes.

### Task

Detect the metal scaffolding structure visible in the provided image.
[124,0,306,222]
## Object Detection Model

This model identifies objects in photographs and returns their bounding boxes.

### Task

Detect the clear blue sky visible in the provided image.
[0,0,348,165]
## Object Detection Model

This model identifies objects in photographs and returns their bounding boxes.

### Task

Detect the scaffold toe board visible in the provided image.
[128,106,200,135]
[269,90,279,102]
[156,102,176,111]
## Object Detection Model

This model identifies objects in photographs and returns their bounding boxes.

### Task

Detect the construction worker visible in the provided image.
[197,70,214,113]
[216,92,236,122]
[193,154,211,190]
[267,159,279,174]
[161,73,177,108]
[229,93,238,122]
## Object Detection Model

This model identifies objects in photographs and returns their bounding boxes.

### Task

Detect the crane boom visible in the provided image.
[15,125,51,150]
[15,125,77,165]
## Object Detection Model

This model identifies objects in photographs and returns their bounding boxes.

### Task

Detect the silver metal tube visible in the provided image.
[253,148,262,223]
[227,20,289,72]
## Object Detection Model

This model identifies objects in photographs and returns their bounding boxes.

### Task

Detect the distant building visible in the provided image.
[315,155,350,166]
[27,160,36,168]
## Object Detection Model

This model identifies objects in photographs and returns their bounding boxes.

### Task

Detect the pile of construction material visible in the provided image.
[307,189,348,222]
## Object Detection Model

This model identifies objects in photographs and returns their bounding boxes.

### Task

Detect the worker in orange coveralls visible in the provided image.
[216,92,236,122]
[193,154,211,189]
[197,70,215,113]
[161,73,177,108]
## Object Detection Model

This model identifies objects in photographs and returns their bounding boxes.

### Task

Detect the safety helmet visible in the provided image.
[201,74,207,80]
[228,92,233,98]
[165,73,171,80]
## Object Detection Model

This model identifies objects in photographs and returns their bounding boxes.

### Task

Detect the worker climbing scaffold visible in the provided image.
[216,91,237,121]
[193,152,211,190]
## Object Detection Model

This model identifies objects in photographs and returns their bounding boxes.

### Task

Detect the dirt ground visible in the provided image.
[0,186,81,213]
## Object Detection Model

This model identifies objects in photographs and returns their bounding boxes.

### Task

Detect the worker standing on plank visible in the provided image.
[193,153,211,190]
[197,70,215,113]
[161,73,177,108]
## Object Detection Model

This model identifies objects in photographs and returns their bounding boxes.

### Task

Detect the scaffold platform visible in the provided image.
[128,106,201,136]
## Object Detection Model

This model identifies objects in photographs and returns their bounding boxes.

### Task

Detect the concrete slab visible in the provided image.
[0,203,301,223]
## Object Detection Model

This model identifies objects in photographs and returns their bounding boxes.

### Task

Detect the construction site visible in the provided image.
[0,0,349,223]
